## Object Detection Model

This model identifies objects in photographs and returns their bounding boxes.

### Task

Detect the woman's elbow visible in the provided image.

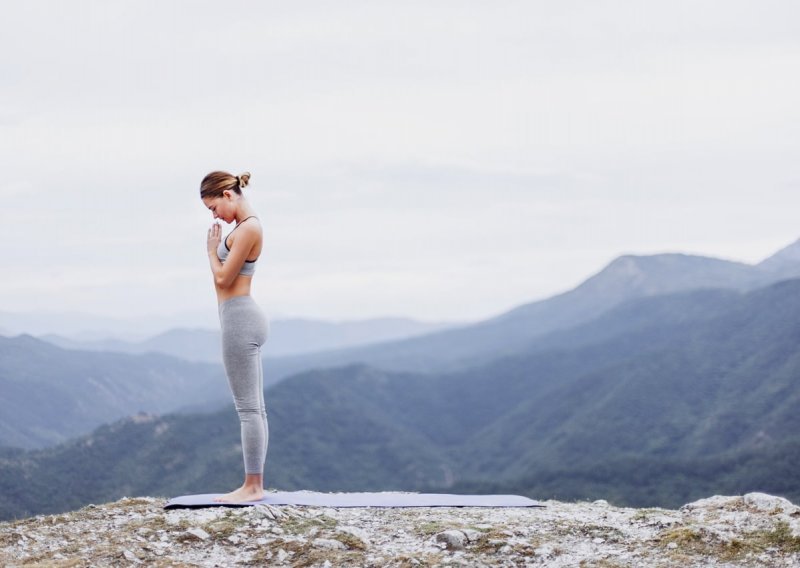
[215,274,232,288]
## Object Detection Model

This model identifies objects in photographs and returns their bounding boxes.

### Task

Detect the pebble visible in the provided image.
[122,549,141,563]
[436,530,467,550]
[312,538,347,550]
[185,527,210,540]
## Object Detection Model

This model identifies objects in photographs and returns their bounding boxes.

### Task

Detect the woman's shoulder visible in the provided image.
[239,216,262,232]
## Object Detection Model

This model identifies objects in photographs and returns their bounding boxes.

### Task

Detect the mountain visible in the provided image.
[0,335,230,449]
[756,237,800,278]
[39,317,461,363]
[260,247,800,383]
[5,242,800,452]
[0,308,221,341]
[3,278,800,519]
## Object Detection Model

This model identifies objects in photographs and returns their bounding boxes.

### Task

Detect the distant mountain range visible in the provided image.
[0,335,230,449]
[38,317,461,362]
[3,237,800,520]
[4,238,800,453]
[3,277,800,520]
[260,238,800,382]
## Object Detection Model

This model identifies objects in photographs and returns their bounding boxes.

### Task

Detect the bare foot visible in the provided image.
[212,486,264,504]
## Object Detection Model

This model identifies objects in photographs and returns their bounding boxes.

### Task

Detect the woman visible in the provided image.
[200,170,269,503]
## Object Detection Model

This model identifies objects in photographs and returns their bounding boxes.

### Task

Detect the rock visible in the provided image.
[185,527,210,540]
[667,542,678,550]
[337,525,371,545]
[312,538,347,550]
[680,495,742,512]
[122,549,141,563]
[460,529,482,543]
[743,492,799,514]
[276,549,289,562]
[593,499,609,506]
[592,537,605,544]
[252,505,275,520]
[436,530,467,550]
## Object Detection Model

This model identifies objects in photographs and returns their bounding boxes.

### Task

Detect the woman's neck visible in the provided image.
[234,200,257,224]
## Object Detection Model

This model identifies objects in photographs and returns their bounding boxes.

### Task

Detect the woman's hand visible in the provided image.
[207,222,222,256]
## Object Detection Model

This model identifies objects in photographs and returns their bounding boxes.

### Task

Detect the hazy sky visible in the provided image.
[2,0,799,327]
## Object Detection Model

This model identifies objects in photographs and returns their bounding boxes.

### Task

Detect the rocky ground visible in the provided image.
[1,492,799,567]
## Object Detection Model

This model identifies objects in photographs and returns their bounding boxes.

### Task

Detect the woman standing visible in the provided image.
[200,170,269,503]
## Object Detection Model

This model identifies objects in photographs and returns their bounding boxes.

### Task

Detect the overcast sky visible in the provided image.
[2,0,799,328]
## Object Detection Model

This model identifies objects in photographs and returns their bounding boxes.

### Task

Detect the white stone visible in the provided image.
[253,505,275,520]
[743,492,799,514]
[667,542,678,550]
[436,530,467,550]
[312,538,347,550]
[122,549,141,563]
[680,495,742,512]
[337,525,371,545]
[277,549,289,562]
[185,527,210,540]
[593,499,610,506]
[592,537,605,544]
[460,529,482,543]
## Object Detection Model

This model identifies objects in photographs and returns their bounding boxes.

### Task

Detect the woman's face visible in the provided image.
[202,192,236,223]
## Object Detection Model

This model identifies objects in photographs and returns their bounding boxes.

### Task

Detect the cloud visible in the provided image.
[1,1,799,323]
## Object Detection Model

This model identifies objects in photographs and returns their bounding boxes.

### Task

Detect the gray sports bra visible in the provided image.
[217,216,260,276]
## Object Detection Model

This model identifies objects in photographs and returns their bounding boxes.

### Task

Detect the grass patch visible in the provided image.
[116,498,155,508]
[759,521,800,552]
[281,514,338,535]
[580,560,626,568]
[415,520,452,536]
[204,515,250,541]
[661,520,800,562]
[631,508,662,522]
[254,537,365,568]
[660,527,704,546]
[334,531,367,550]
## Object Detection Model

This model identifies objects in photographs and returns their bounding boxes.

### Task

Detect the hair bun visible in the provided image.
[238,172,251,189]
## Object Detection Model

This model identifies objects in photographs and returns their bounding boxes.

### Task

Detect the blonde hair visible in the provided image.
[200,171,251,199]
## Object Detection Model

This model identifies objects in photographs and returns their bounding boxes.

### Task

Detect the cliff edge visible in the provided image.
[1,492,799,567]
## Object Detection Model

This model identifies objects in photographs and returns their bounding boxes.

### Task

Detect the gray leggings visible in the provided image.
[218,295,270,475]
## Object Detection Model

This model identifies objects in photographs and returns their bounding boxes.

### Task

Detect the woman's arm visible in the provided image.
[207,222,259,288]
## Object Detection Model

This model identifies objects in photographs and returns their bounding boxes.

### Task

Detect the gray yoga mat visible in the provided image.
[164,490,543,509]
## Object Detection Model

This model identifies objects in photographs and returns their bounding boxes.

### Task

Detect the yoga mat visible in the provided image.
[164,490,544,509]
